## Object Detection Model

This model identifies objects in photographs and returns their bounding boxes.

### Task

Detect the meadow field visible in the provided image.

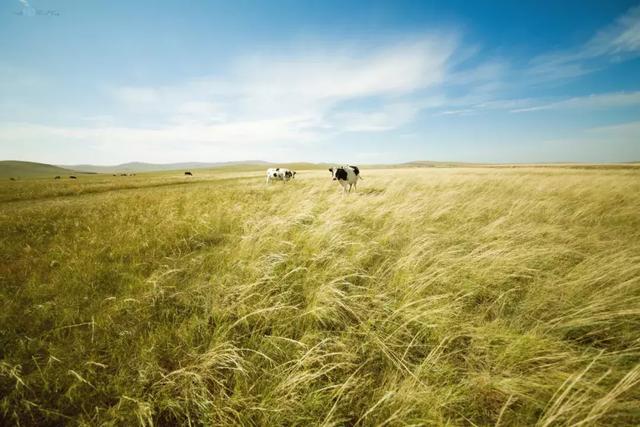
[1,166,639,426]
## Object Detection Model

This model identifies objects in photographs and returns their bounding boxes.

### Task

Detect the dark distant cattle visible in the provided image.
[328,165,362,193]
[185,171,193,176]
[69,176,77,179]
[9,177,15,181]
[54,176,61,179]
[113,174,117,176]
[120,173,127,176]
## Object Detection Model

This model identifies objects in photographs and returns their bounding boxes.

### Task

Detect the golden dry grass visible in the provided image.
[1,167,639,426]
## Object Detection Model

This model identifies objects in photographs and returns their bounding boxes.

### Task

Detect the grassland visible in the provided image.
[1,167,639,426]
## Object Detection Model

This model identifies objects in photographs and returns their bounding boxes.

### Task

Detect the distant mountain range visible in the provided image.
[57,160,272,173]
[61,160,484,173]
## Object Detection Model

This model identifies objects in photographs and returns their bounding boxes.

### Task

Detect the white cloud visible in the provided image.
[433,97,539,116]
[97,5,636,143]
[5,33,457,161]
[447,60,508,86]
[170,101,226,125]
[328,101,427,132]
[527,5,640,81]
[235,37,455,102]
[526,56,593,82]
[437,90,640,116]
[585,5,640,57]
[0,117,317,146]
[112,86,160,106]
[436,108,477,116]
[0,119,318,164]
[1,34,458,162]
[110,34,457,122]
[512,91,640,113]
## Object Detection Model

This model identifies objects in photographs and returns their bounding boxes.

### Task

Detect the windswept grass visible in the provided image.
[1,167,639,425]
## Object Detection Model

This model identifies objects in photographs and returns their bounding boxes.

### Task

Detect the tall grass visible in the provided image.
[1,167,639,425]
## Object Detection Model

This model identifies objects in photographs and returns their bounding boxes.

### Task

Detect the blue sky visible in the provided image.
[1,0,639,164]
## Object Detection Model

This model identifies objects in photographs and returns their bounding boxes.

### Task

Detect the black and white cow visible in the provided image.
[266,168,296,183]
[329,165,361,193]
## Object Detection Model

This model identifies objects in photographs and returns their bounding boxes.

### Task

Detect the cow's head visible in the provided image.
[329,167,347,181]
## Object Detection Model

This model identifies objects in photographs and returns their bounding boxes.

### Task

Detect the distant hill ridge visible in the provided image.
[2,160,639,178]
[0,161,80,178]
[58,161,272,173]
[58,160,481,173]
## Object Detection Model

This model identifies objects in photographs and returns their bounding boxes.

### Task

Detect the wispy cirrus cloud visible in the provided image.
[585,5,640,57]
[327,100,432,132]
[437,4,640,115]
[1,33,462,163]
[527,5,640,81]
[108,34,460,139]
[438,90,640,116]
[111,34,458,123]
[512,91,640,113]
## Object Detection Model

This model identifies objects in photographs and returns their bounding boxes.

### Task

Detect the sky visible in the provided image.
[0,0,639,165]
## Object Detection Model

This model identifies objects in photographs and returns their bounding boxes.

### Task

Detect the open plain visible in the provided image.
[1,166,640,426]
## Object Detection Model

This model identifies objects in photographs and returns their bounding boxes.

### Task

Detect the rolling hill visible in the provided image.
[0,161,79,178]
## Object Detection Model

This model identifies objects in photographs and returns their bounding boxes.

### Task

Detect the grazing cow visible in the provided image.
[9,177,15,181]
[329,165,362,193]
[185,171,193,176]
[266,168,296,183]
[120,173,128,176]
[69,176,77,179]
[54,176,61,179]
